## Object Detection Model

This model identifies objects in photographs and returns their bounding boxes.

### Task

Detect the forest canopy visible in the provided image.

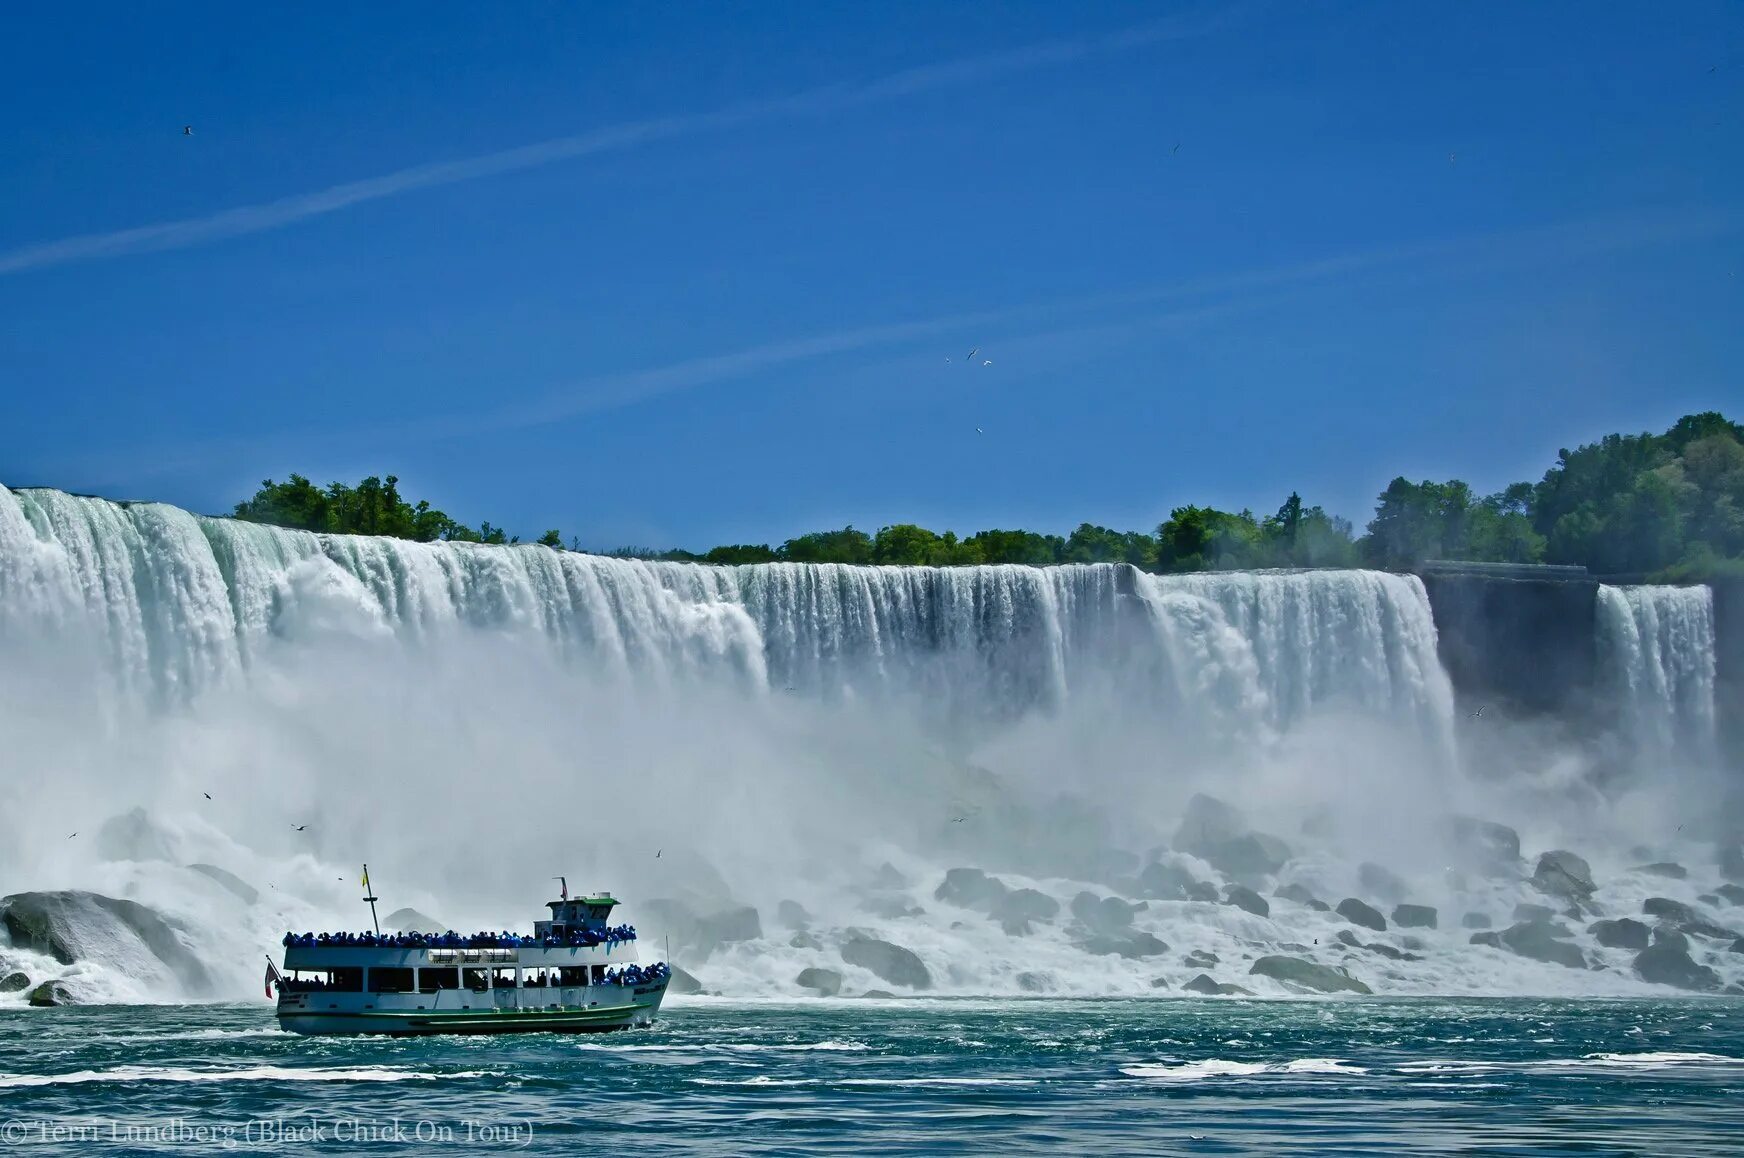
[231,411,1744,579]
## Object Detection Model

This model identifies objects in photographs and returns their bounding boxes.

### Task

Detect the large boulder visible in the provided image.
[990,889,1059,936]
[1718,884,1744,906]
[1634,943,1720,991]
[796,967,842,997]
[1207,833,1293,880]
[0,972,30,993]
[1135,861,1200,900]
[385,908,445,932]
[642,898,762,959]
[1588,918,1650,950]
[1513,902,1556,924]
[1635,862,1688,880]
[1070,892,1144,935]
[841,936,931,990]
[1077,930,1169,959]
[1642,898,1739,941]
[0,891,211,995]
[777,900,812,929]
[1336,898,1387,932]
[1273,883,1328,910]
[1498,921,1587,970]
[1182,973,1251,996]
[1173,794,1291,880]
[1448,817,1521,873]
[1533,851,1595,900]
[1392,904,1437,929]
[27,980,71,1007]
[934,868,1009,912]
[1249,955,1373,995]
[187,864,258,906]
[1222,885,1269,918]
[1358,863,1408,904]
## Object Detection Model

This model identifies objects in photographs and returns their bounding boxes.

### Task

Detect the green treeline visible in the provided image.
[231,410,1744,579]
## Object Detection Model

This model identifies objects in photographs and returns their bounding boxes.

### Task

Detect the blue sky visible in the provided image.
[2,2,1739,549]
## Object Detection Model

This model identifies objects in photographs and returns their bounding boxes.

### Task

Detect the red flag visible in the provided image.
[264,959,280,999]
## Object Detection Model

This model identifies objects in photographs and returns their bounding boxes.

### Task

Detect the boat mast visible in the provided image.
[362,863,381,935]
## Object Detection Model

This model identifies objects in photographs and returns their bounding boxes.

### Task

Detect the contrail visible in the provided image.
[0,11,1234,278]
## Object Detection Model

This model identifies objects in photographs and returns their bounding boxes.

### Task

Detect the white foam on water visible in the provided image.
[0,1065,498,1088]
[1121,1058,1367,1081]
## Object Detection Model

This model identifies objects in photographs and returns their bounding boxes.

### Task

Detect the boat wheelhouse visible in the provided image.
[271,890,670,1035]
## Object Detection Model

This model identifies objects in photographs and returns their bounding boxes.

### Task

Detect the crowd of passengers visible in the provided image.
[280,926,637,949]
[276,961,672,992]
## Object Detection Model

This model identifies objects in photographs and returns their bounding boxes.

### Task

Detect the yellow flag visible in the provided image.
[361,867,370,891]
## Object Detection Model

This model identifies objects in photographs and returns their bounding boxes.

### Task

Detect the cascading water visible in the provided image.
[1597,585,1719,773]
[0,484,1736,1003]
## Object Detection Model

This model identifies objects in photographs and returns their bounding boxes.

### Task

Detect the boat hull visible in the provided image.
[277,985,666,1037]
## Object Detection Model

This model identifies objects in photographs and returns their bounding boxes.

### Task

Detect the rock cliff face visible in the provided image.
[0,891,212,999]
[1712,577,1744,767]
[1417,569,1598,713]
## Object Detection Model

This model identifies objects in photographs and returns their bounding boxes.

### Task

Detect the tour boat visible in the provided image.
[269,882,670,1035]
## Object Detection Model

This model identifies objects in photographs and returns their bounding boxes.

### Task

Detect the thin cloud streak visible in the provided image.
[0,9,1235,278]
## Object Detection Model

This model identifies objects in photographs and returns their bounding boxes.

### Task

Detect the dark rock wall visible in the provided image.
[1713,578,1744,770]
[1418,572,1599,714]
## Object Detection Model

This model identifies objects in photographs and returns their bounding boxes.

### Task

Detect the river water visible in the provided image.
[2,998,1740,1155]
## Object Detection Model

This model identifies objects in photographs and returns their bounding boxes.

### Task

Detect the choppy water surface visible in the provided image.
[1,998,1740,1154]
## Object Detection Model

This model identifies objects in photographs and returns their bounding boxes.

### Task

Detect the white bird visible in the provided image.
[976,427,984,435]
[982,359,993,366]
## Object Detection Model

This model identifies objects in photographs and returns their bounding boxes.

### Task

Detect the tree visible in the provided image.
[780,527,874,564]
[537,529,563,548]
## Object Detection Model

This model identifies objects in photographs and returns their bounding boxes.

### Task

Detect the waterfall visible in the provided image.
[1596,584,1718,770]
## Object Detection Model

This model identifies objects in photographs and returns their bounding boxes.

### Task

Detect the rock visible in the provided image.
[1148,976,1170,989]
[796,967,842,997]
[934,868,1009,912]
[1634,943,1720,991]
[1175,793,1247,854]
[1187,881,1221,903]
[27,980,71,1007]
[1532,850,1595,900]
[1461,913,1492,929]
[1512,903,1556,924]
[1017,971,1052,993]
[859,990,896,999]
[1358,863,1408,903]
[1070,892,1145,934]
[1222,885,1269,918]
[1588,918,1650,950]
[94,807,178,863]
[1335,930,1362,947]
[1699,893,1722,907]
[1135,862,1200,900]
[1249,955,1373,995]
[0,972,29,993]
[1498,921,1587,969]
[0,891,212,996]
[1720,842,1744,883]
[1182,973,1222,994]
[1336,898,1387,932]
[187,864,258,906]
[1652,927,1689,952]
[777,900,811,929]
[868,863,909,890]
[1717,884,1744,907]
[1274,883,1323,908]
[1448,817,1521,872]
[1182,950,1220,969]
[1643,897,1739,940]
[1077,930,1169,959]
[1729,938,1744,954]
[1392,904,1437,929]
[1208,833,1294,880]
[860,896,925,920]
[789,931,823,951]
[991,888,1060,935]
[1364,943,1417,961]
[841,936,931,989]
[385,908,445,932]
[1469,931,1502,948]
[1635,862,1688,880]
[668,966,703,995]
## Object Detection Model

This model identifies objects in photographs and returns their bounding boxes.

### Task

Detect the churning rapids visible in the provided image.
[0,485,1737,1006]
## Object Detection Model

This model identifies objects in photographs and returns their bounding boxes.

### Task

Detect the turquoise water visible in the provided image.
[1,998,1741,1154]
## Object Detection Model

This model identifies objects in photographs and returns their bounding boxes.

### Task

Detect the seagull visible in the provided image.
[68,832,78,839]
[966,347,979,361]
[203,792,212,800]
[950,816,968,824]
[182,125,193,136]
[293,824,307,832]
[982,359,993,366]
[1172,141,1181,155]
[655,849,662,859]
[1469,707,1483,719]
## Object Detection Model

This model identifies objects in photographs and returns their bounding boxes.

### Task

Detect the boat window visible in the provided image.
[418,967,460,993]
[590,964,606,985]
[558,966,589,986]
[490,968,518,988]
[463,968,490,991]
[367,967,414,994]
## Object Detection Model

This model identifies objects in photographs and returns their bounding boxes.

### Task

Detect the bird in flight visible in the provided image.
[1172,141,1181,155]
[203,792,212,800]
[966,348,979,361]
[982,359,993,366]
[655,849,662,859]
[68,832,77,839]
[182,125,193,136]
[950,816,968,824]
[1469,707,1483,719]
[293,824,307,832]
[976,427,984,435]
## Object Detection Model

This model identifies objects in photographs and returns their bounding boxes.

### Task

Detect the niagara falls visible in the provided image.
[4,1,1742,1152]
